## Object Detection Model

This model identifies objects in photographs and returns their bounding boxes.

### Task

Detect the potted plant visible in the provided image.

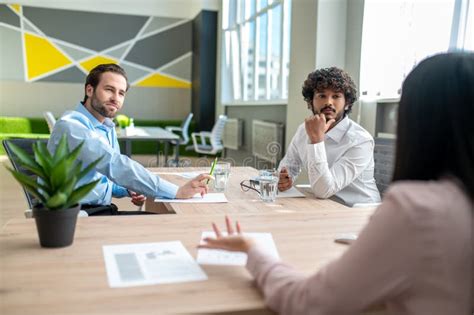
[115,114,130,135]
[6,135,102,248]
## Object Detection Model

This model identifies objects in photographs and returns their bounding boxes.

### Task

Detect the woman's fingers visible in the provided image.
[236,221,242,234]
[225,216,235,234]
[212,222,222,237]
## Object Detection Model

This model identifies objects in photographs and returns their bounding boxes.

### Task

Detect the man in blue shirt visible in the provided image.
[48,63,211,215]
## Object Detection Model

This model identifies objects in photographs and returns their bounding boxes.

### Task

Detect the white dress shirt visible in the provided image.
[279,117,381,205]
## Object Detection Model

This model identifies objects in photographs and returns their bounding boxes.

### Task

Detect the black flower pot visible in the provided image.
[33,204,80,248]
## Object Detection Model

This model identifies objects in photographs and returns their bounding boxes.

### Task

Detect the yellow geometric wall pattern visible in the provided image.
[0,4,192,89]
[24,33,72,80]
[80,56,118,73]
[10,4,20,13]
[136,73,192,88]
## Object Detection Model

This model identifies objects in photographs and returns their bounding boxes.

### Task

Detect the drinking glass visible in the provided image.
[213,162,231,192]
[258,169,278,202]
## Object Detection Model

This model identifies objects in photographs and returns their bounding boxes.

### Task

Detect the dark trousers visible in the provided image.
[81,203,156,216]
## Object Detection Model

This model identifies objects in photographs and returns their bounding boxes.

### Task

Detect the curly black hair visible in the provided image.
[302,67,358,116]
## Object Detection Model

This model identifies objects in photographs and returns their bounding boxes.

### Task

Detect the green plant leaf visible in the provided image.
[7,136,104,211]
[19,163,47,181]
[69,161,83,178]
[62,175,77,198]
[75,156,103,181]
[50,156,72,189]
[46,191,68,209]
[6,168,48,204]
[65,179,100,208]
[52,134,68,164]
[6,167,50,194]
[65,141,84,164]
[35,140,53,163]
[6,142,43,174]
[51,140,85,186]
[33,142,52,177]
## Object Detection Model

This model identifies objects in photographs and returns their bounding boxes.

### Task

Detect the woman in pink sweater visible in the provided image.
[199,53,474,314]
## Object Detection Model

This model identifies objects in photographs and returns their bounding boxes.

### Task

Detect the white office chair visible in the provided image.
[43,111,56,133]
[166,113,193,146]
[165,113,193,163]
[191,115,227,155]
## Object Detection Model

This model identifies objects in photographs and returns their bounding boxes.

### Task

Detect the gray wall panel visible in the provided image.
[37,66,85,82]
[161,54,192,80]
[142,17,183,35]
[125,22,192,69]
[0,5,20,27]
[23,7,148,51]
[0,26,24,80]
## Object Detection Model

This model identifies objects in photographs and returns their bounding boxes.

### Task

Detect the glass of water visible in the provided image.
[213,162,231,192]
[258,169,278,202]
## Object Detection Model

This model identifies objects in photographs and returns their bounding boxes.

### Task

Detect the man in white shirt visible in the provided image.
[278,67,381,206]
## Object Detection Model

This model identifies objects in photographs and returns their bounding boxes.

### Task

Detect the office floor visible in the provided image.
[0,155,212,229]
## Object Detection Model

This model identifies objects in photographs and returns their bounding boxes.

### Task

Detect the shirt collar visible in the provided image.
[75,102,115,129]
[325,116,350,144]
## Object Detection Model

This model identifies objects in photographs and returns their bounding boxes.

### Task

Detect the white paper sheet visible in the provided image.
[154,193,228,203]
[103,241,207,288]
[152,171,209,179]
[197,232,279,266]
[276,186,306,198]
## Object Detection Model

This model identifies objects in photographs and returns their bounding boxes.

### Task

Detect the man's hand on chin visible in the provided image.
[304,113,335,144]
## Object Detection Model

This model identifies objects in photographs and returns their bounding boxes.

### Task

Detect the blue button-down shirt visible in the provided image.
[47,103,178,205]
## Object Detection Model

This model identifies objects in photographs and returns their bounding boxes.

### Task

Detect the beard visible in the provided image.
[313,105,345,122]
[90,93,118,119]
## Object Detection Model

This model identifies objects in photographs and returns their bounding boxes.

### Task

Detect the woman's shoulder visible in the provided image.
[382,178,471,223]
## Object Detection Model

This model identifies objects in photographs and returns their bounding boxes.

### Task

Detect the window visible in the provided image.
[360,0,473,99]
[221,0,291,104]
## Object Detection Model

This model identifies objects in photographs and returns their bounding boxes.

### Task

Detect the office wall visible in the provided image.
[225,105,287,167]
[0,1,218,120]
[0,0,219,20]
[215,0,365,172]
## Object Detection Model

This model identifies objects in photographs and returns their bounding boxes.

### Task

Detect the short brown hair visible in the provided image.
[83,63,129,103]
[302,67,358,116]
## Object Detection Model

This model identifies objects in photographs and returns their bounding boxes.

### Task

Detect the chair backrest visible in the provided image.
[210,115,228,147]
[3,138,48,209]
[180,113,194,145]
[43,111,56,133]
[373,137,395,195]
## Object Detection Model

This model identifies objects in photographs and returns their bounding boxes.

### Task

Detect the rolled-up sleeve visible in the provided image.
[52,119,178,199]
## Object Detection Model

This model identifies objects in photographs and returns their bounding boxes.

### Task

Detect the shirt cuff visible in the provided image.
[308,142,327,163]
[112,184,129,198]
[156,178,179,199]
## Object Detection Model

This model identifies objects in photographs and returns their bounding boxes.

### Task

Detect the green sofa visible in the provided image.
[0,116,197,156]
[0,117,50,154]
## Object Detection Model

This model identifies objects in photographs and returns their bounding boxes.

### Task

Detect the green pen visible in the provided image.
[207,157,218,184]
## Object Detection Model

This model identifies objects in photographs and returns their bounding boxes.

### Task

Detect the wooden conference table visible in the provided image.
[0,167,381,315]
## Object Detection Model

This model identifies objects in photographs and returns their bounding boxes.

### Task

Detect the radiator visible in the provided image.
[223,118,243,150]
[252,120,284,163]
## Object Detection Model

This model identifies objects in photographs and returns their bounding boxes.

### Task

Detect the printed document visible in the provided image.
[197,232,279,266]
[155,193,228,203]
[103,241,207,288]
[276,186,306,198]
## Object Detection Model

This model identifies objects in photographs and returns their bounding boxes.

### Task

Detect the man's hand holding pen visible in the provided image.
[278,167,292,192]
